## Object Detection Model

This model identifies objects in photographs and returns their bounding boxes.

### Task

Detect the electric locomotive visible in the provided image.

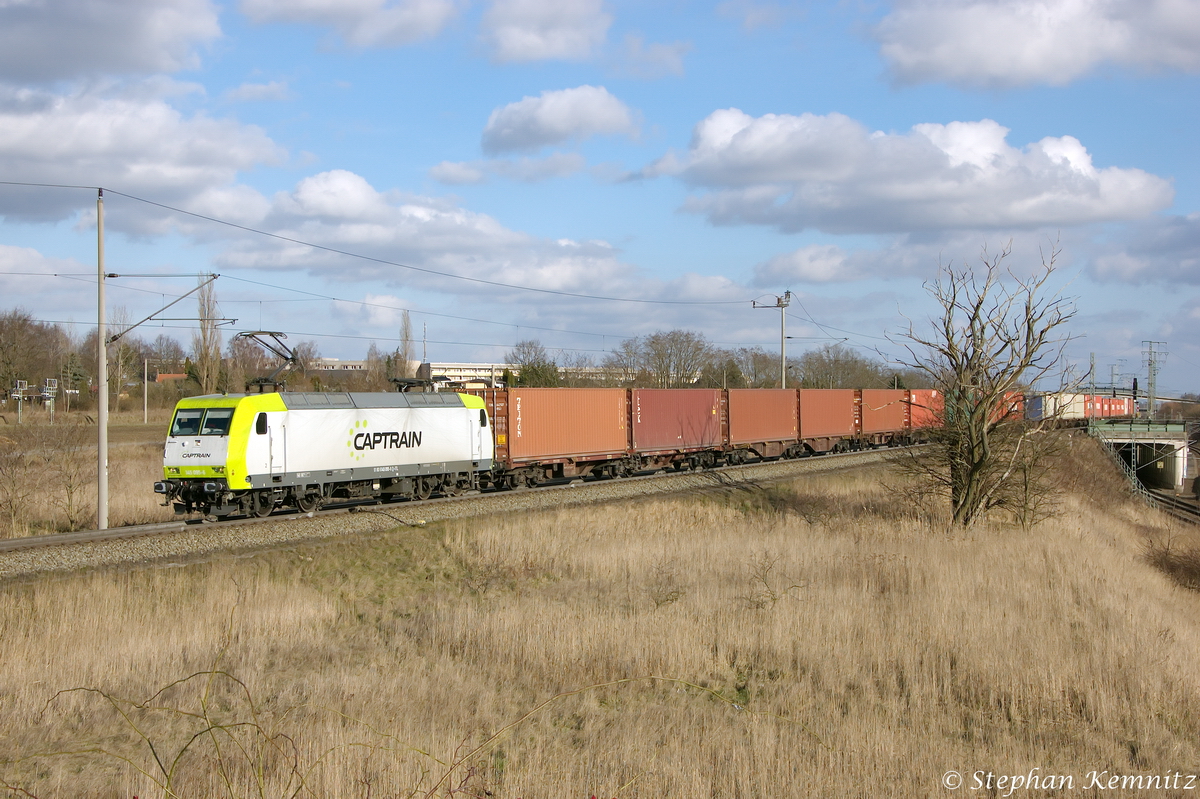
[155,391,493,518]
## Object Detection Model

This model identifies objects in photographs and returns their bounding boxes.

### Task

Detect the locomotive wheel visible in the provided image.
[252,491,274,518]
[414,477,433,501]
[296,493,319,513]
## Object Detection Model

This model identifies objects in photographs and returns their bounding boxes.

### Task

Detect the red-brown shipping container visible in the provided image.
[727,389,799,445]
[500,388,629,463]
[860,389,908,434]
[995,391,1024,422]
[630,389,722,452]
[907,389,942,428]
[798,389,856,439]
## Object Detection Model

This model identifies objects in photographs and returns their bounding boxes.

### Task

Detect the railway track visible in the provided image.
[1148,489,1200,525]
[0,446,906,580]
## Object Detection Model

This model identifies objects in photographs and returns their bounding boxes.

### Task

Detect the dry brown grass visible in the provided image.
[0,416,173,537]
[3,438,1200,797]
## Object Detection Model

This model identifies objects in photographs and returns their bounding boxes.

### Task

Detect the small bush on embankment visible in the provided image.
[3,438,1200,796]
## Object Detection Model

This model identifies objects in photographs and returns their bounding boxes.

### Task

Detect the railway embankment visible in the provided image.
[4,435,1200,796]
[0,448,896,581]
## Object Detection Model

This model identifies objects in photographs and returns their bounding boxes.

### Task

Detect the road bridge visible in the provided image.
[1088,420,1197,493]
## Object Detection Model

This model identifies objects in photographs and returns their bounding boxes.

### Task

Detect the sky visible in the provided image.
[0,0,1198,394]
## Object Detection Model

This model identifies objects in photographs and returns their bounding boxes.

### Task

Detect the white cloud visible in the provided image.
[1090,213,1200,283]
[430,153,587,184]
[0,0,220,82]
[612,34,690,79]
[875,0,1200,88]
[716,1,791,31]
[755,245,853,284]
[0,245,100,324]
[650,109,1172,235]
[482,0,610,62]
[481,85,636,155]
[332,293,413,330]
[224,81,293,102]
[0,83,282,227]
[240,0,459,47]
[429,161,489,185]
[218,169,639,299]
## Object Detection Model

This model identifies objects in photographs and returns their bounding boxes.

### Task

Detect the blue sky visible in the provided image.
[1,0,1198,393]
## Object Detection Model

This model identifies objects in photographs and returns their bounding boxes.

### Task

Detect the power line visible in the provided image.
[0,180,753,306]
[1,269,802,352]
[20,316,616,354]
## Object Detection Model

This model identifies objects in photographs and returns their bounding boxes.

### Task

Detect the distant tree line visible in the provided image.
[505,331,930,390]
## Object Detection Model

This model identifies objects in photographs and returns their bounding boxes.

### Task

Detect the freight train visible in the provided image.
[156,387,933,517]
[154,386,1133,518]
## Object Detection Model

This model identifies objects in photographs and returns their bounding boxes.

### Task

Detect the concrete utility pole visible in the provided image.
[97,189,108,530]
[1143,340,1167,421]
[754,290,792,388]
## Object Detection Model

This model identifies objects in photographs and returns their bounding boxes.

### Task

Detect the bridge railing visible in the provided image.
[1087,427,1153,503]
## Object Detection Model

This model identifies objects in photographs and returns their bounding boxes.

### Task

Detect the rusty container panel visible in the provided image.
[907,389,942,429]
[798,390,856,439]
[1002,391,1025,421]
[728,389,799,444]
[507,388,628,461]
[630,389,723,452]
[861,389,908,433]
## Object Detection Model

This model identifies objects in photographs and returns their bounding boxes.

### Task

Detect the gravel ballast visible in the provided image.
[0,449,896,581]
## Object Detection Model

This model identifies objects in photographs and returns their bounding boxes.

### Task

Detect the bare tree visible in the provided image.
[506,340,559,387]
[641,330,710,388]
[734,346,782,388]
[291,340,320,375]
[391,311,416,380]
[697,350,748,389]
[191,276,222,394]
[797,343,888,389]
[225,335,272,392]
[895,242,1075,527]
[150,334,186,374]
[558,350,598,387]
[364,342,389,391]
[602,338,644,386]
[108,306,142,412]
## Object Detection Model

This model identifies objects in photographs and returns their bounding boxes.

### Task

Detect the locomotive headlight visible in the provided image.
[168,467,180,475]
[213,466,225,474]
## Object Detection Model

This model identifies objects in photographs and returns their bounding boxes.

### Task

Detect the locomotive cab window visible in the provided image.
[170,409,203,436]
[479,409,487,427]
[256,413,268,435]
[199,408,236,436]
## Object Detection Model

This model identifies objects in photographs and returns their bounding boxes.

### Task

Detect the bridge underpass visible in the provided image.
[1088,420,1197,494]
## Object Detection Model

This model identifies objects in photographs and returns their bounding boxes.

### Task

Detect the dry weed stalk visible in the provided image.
[738,551,806,610]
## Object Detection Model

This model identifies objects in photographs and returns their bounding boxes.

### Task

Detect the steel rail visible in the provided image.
[0,446,907,556]
[1147,489,1200,525]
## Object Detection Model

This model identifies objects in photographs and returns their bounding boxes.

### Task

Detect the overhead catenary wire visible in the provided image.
[1,269,808,353]
[0,180,875,354]
[0,180,753,306]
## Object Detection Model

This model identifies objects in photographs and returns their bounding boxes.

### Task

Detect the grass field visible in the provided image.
[3,434,1200,797]
[0,414,173,537]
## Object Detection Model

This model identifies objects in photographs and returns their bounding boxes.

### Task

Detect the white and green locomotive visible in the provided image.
[155,391,493,517]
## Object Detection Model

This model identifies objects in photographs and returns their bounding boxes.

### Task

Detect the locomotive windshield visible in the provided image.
[170,409,203,436]
[170,407,236,437]
[201,408,235,436]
